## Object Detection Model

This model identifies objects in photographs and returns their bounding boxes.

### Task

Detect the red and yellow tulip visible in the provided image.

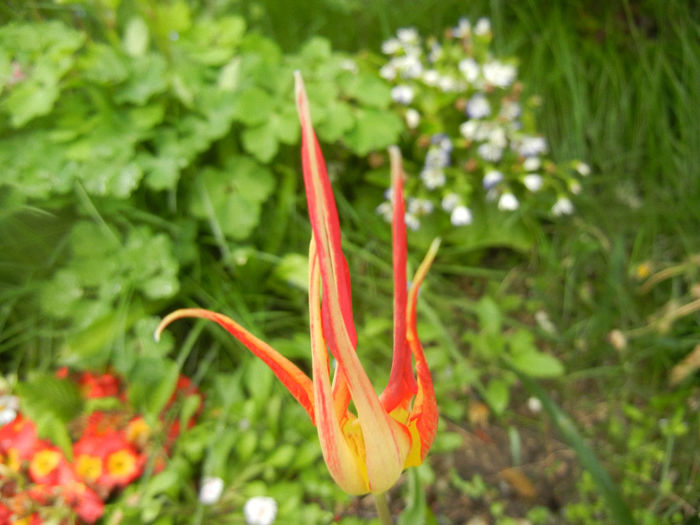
[155,72,439,495]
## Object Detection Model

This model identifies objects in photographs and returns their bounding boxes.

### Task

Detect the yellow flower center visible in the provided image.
[76,454,103,481]
[1,448,20,471]
[30,449,61,477]
[126,418,150,446]
[107,449,136,478]
[636,262,651,279]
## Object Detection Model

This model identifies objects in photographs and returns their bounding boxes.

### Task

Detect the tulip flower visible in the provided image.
[155,73,439,500]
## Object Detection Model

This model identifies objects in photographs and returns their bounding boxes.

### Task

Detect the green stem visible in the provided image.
[373,492,392,525]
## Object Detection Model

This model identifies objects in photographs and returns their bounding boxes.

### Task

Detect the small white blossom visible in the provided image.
[379,63,397,81]
[452,17,471,38]
[425,147,450,168]
[500,100,521,121]
[498,192,519,211]
[244,496,277,525]
[405,108,420,129]
[441,192,460,212]
[420,167,446,189]
[381,38,401,55]
[575,161,591,176]
[404,213,420,231]
[408,198,434,215]
[422,69,440,86]
[523,157,541,171]
[473,121,495,142]
[339,59,358,74]
[438,75,459,92]
[570,180,582,195]
[428,42,443,63]
[396,54,423,79]
[474,18,491,36]
[383,188,394,201]
[458,58,480,83]
[391,85,414,105]
[466,93,491,119]
[199,476,224,505]
[523,174,543,192]
[482,170,504,189]
[459,120,479,140]
[477,142,503,162]
[517,136,547,157]
[527,396,543,414]
[535,310,556,334]
[432,134,453,152]
[397,28,420,45]
[0,395,19,426]
[450,205,473,226]
[488,126,507,148]
[483,61,517,87]
[552,196,574,216]
[376,201,393,221]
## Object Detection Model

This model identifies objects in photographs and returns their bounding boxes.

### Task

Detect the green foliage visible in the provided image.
[15,374,83,457]
[1,0,698,523]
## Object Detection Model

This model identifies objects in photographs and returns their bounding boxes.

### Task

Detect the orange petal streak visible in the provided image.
[155,309,315,422]
[405,238,440,464]
[309,241,368,494]
[381,146,418,413]
[295,71,357,353]
[296,73,411,494]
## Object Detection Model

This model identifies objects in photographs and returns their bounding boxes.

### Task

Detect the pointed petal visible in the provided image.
[318,254,412,493]
[381,146,417,413]
[294,71,357,352]
[309,244,368,494]
[296,74,410,493]
[155,309,315,422]
[405,238,440,465]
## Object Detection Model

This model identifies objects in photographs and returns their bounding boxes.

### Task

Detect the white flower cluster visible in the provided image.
[376,19,590,228]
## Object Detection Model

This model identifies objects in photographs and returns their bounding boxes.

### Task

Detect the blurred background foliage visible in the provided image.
[0,0,698,523]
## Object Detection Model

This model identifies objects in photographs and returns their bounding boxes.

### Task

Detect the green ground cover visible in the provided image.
[0,0,698,523]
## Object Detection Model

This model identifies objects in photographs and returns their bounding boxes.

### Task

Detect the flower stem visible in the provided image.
[373,492,392,525]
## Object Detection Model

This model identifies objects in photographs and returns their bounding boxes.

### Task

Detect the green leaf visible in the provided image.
[317,102,354,142]
[16,374,83,457]
[153,1,191,36]
[141,154,181,191]
[508,329,564,377]
[39,269,83,318]
[344,109,403,155]
[4,80,59,127]
[117,53,168,104]
[233,87,274,125]
[123,16,150,57]
[270,106,300,145]
[474,296,503,335]
[127,357,180,419]
[80,43,129,84]
[218,57,241,91]
[273,253,310,291]
[242,122,279,163]
[189,157,275,240]
[485,377,510,415]
[268,444,296,468]
[298,37,332,62]
[341,73,392,108]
